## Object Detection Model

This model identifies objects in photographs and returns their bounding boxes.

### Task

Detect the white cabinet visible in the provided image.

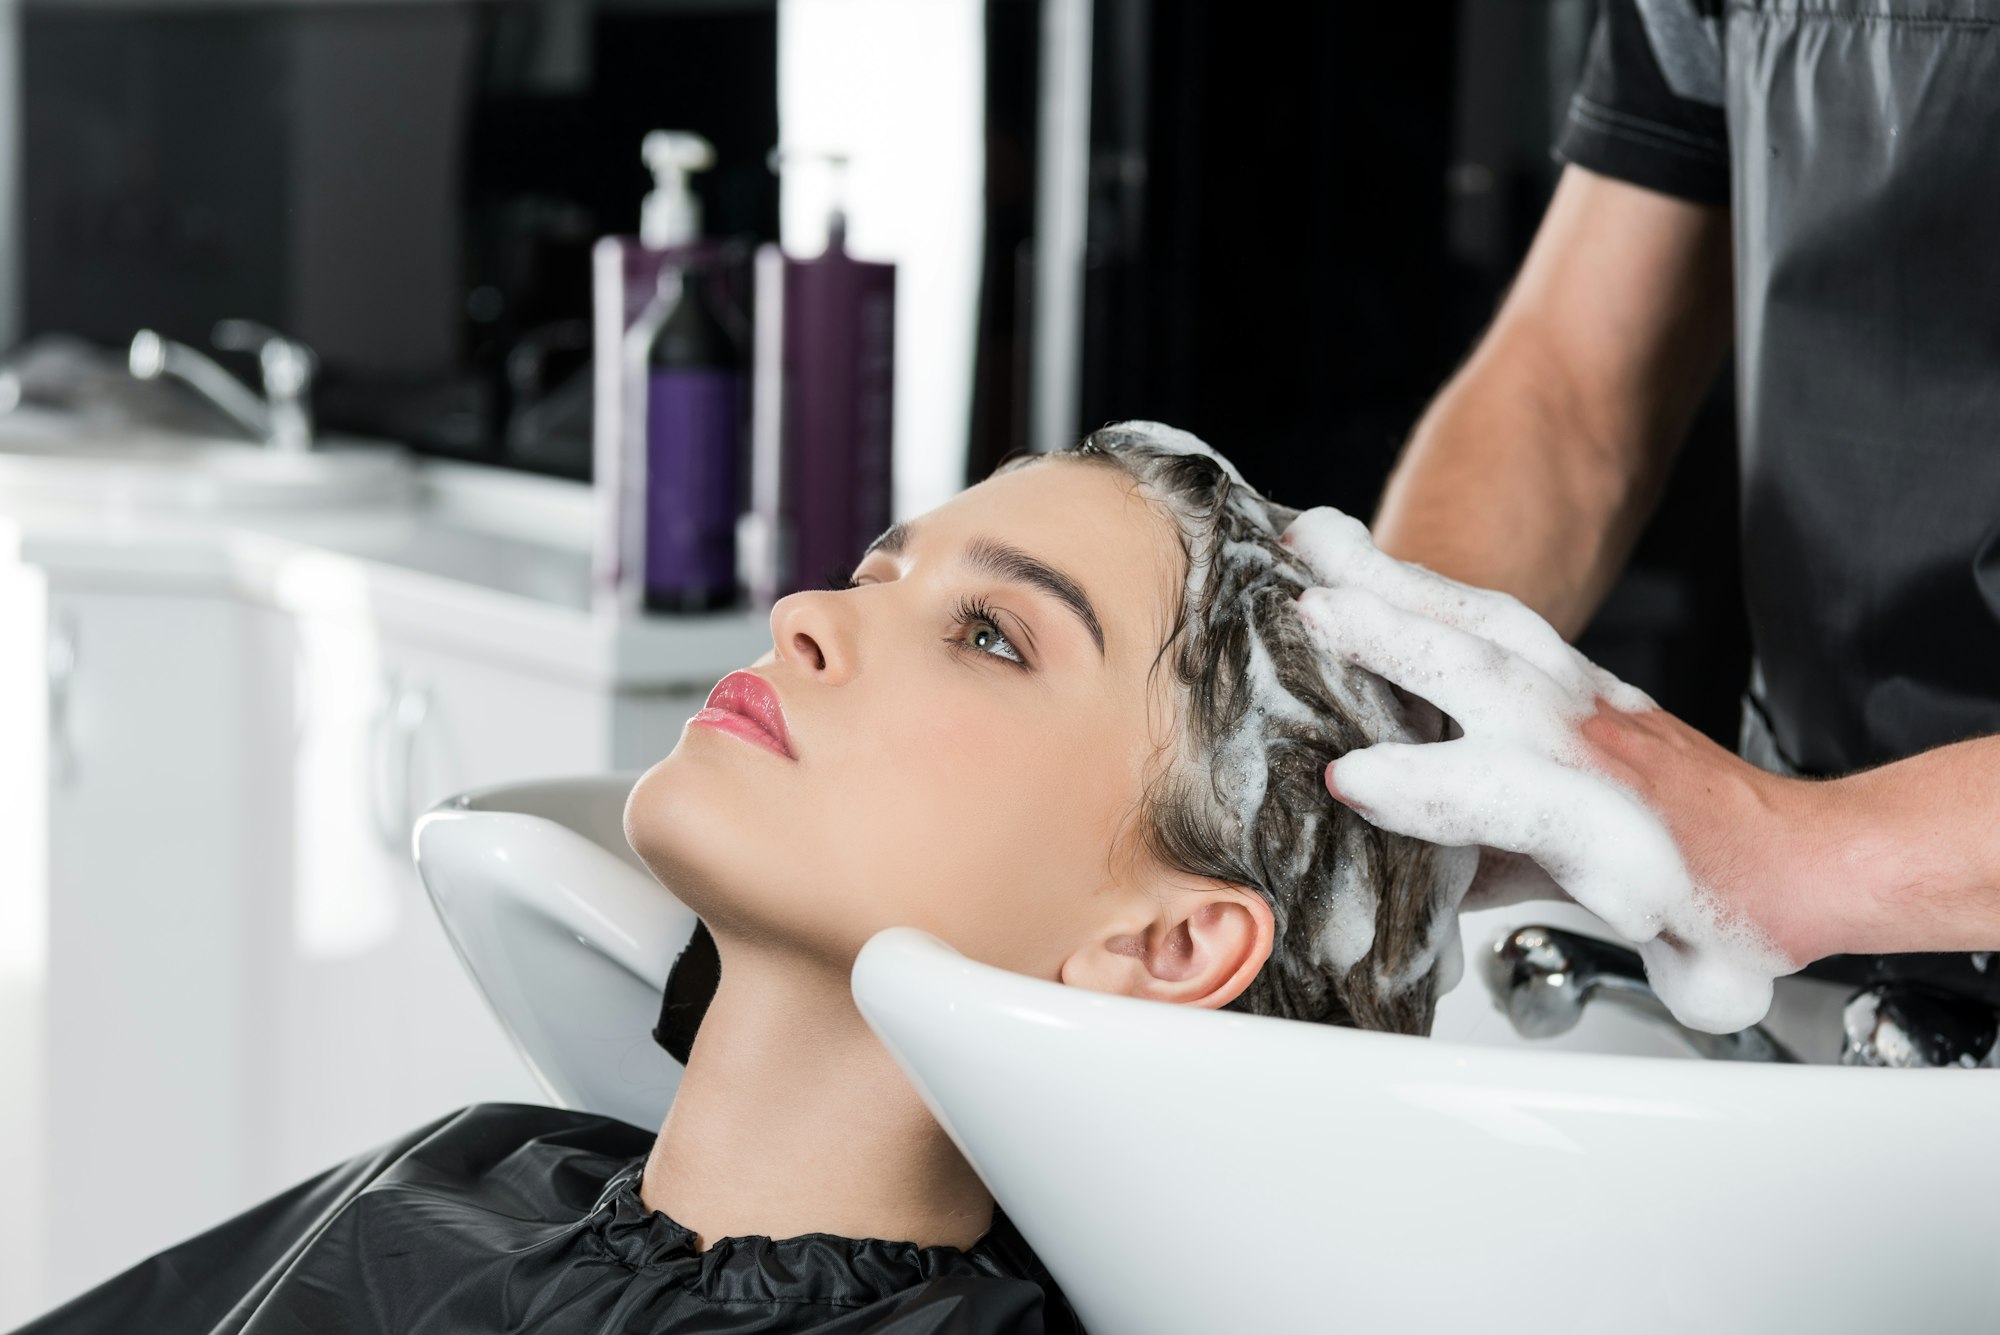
[270,604,710,1189]
[0,511,764,1323]
[273,606,592,1189]
[5,582,295,1311]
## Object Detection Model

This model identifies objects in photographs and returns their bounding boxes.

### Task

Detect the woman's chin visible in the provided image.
[624,755,829,935]
[632,724,776,817]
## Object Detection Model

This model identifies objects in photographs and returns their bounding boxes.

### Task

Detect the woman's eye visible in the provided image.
[957,610,1025,665]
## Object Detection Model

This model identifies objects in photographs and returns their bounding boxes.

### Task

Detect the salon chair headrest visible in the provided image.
[414,774,697,1130]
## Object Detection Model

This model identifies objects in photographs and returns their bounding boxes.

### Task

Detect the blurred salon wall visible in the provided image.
[4,0,1747,736]
[970,0,1750,744]
[13,0,988,513]
[19,0,779,476]
[0,0,17,353]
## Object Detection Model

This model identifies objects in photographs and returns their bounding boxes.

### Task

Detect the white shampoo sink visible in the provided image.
[0,411,414,515]
[852,927,2000,1335]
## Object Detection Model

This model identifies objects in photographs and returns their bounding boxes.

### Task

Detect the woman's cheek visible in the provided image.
[872,683,1043,782]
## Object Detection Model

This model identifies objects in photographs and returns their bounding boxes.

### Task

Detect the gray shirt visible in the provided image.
[1557,0,2000,779]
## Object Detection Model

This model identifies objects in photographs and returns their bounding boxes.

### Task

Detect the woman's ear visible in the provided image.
[1060,883,1274,1009]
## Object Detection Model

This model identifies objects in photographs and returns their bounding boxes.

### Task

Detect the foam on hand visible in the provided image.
[1281,506,1794,1035]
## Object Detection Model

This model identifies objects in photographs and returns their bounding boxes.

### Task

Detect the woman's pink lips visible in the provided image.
[690,670,796,760]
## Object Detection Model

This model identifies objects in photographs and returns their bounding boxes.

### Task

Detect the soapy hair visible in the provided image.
[1054,422,1470,1035]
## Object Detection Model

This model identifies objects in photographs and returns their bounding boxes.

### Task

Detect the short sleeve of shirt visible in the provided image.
[1554,0,1731,206]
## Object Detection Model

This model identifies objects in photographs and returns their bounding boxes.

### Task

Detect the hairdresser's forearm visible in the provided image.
[1580,704,1999,968]
[1372,168,1734,640]
[1373,332,1656,639]
[1809,736,2000,959]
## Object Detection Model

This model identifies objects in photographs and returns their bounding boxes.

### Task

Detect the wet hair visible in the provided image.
[1048,422,1471,1035]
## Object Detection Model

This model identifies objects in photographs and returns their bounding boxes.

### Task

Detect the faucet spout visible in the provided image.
[129,320,317,452]
[1482,924,1799,1063]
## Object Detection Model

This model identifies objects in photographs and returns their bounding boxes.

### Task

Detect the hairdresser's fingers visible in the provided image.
[1636,936,1779,1036]
[1297,585,1571,742]
[1282,508,1588,692]
[1328,740,1688,945]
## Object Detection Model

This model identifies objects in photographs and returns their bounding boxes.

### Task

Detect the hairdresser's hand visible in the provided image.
[1280,509,1828,1033]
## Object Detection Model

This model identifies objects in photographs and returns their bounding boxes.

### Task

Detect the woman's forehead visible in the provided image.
[917,460,1186,654]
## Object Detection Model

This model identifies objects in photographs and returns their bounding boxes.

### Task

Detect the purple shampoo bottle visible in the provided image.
[748,166,895,601]
[592,131,746,612]
[641,255,743,611]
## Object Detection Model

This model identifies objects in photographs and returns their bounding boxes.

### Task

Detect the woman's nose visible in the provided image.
[769,590,858,684]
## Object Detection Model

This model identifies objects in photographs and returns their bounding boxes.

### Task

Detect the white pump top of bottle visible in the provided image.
[640,130,716,249]
[767,146,853,258]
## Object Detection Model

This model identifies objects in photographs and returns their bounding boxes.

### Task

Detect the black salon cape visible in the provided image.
[15,1103,1079,1335]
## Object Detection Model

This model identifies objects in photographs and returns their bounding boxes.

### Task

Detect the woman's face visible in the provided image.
[626,458,1211,979]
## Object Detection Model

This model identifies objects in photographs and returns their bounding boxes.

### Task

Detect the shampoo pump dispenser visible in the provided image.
[640,131,707,250]
[592,130,748,613]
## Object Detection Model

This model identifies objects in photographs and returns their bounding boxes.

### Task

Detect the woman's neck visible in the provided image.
[639,940,994,1251]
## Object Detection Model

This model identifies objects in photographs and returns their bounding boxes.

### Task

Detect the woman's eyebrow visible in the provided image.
[865,522,912,557]
[964,536,1105,655]
[862,521,1105,656]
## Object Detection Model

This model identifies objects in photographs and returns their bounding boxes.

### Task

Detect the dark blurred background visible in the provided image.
[15,0,1746,740]
[23,0,779,472]
[972,0,1748,745]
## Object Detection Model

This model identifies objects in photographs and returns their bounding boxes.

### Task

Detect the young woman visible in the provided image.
[20,424,1466,1335]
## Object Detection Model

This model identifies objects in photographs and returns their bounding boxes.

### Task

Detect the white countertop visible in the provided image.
[0,456,772,691]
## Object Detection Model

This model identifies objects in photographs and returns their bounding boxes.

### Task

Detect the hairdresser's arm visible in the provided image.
[1588,711,2000,964]
[1373,166,1734,639]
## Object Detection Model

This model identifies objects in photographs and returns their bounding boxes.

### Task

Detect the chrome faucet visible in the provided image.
[129,320,317,452]
[1482,924,1799,1063]
[1841,984,2000,1068]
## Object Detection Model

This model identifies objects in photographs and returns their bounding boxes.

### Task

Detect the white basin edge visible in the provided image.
[852,925,2000,1335]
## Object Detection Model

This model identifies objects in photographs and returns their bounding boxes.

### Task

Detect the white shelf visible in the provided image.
[2,456,772,690]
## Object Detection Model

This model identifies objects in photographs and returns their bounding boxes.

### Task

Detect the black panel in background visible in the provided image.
[21,1,777,480]
[1057,0,1749,746]
[451,5,779,474]
[1078,1,1461,524]
[966,0,1041,479]
[24,11,293,353]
